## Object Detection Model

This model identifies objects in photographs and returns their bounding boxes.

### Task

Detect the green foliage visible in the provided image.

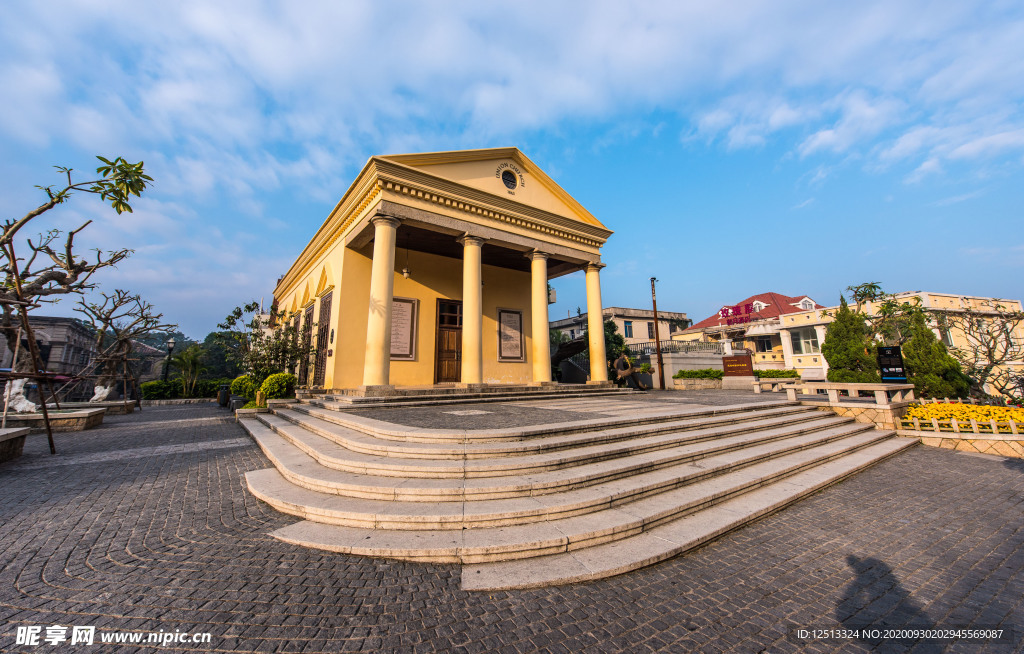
[754,369,800,378]
[902,312,971,398]
[823,296,880,383]
[241,400,259,409]
[171,343,205,397]
[199,331,241,379]
[260,373,296,400]
[140,377,232,399]
[602,319,629,385]
[218,302,313,388]
[231,374,257,399]
[134,330,191,351]
[672,368,724,380]
[140,380,178,400]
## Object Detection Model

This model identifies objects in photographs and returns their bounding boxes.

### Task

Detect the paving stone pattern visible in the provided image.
[1,402,1022,652]
[345,390,781,429]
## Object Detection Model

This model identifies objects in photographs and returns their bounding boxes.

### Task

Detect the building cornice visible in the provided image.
[275,156,613,300]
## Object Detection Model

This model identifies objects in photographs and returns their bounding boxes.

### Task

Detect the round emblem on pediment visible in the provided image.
[501,170,518,190]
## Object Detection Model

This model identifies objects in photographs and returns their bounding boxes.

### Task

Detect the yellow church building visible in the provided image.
[272,148,613,392]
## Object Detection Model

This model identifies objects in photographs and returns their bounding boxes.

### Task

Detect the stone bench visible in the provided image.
[0,427,30,463]
[752,379,799,393]
[785,382,915,406]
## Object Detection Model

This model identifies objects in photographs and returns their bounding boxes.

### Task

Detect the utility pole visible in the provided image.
[650,277,665,390]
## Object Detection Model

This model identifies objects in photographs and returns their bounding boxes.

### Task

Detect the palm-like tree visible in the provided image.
[171,344,205,397]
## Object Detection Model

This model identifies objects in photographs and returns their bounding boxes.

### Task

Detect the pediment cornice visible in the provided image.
[276,155,611,297]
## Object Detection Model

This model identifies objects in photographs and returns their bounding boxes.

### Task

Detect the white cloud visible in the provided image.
[799,91,905,157]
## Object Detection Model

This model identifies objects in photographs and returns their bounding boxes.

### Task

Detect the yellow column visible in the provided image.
[362,215,400,388]
[458,235,485,386]
[585,263,609,383]
[529,251,552,384]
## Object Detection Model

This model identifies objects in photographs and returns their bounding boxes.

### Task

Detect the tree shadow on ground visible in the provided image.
[836,554,942,651]
[1002,457,1024,473]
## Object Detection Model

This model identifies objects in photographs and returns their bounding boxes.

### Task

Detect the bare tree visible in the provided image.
[0,157,151,418]
[938,299,1024,396]
[75,290,177,401]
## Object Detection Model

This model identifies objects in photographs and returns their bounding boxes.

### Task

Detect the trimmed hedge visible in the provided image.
[754,369,800,378]
[260,373,296,400]
[140,377,233,400]
[140,380,178,400]
[672,368,724,380]
[231,374,257,400]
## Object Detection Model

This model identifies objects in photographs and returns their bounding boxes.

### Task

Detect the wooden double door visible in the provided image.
[434,300,462,383]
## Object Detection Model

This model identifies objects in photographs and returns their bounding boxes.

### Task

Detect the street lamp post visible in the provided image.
[650,278,666,390]
[162,337,176,382]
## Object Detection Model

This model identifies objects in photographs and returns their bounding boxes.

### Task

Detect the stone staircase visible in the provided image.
[238,394,917,590]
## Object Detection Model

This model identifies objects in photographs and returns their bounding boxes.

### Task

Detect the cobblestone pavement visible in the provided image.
[2,403,1023,653]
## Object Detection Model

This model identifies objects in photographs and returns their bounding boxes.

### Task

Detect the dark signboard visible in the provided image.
[723,354,754,377]
[877,346,907,383]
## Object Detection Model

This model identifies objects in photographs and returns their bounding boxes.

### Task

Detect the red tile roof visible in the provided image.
[686,292,825,331]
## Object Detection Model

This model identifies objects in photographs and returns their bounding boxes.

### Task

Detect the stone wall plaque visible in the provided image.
[723,354,754,377]
[497,309,524,361]
[390,298,417,360]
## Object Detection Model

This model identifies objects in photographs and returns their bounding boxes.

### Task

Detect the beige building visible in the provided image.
[273,148,613,390]
[551,307,689,349]
[675,292,827,376]
[778,291,1024,391]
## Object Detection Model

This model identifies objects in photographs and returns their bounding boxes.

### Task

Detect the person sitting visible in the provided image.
[613,352,647,391]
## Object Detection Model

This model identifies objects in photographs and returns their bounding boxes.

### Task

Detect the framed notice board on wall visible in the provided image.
[497,309,525,361]
[390,298,418,360]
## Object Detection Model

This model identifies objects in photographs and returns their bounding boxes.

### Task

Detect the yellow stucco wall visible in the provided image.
[277,245,535,389]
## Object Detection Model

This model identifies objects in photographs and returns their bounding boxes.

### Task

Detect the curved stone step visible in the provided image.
[249,427,892,531]
[286,399,796,443]
[269,403,817,459]
[244,415,874,503]
[251,411,852,479]
[459,437,918,590]
[313,388,638,410]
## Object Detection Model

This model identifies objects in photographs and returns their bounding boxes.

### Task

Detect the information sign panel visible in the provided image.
[877,345,907,383]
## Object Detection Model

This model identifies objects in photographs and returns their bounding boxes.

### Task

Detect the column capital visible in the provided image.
[526,250,549,262]
[370,214,401,230]
[585,262,606,272]
[456,234,487,248]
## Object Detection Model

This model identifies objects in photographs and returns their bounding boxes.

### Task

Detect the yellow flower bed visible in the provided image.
[902,403,1024,433]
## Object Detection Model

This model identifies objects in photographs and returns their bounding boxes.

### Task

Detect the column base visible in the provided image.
[529,381,559,387]
[586,380,614,387]
[356,385,396,397]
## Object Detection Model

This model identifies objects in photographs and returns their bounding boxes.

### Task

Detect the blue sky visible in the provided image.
[1,1,1022,337]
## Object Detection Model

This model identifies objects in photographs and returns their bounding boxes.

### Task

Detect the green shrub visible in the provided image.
[754,369,800,378]
[230,374,257,399]
[672,368,724,380]
[637,363,653,375]
[241,400,259,409]
[260,373,296,400]
[140,380,178,400]
[191,378,234,398]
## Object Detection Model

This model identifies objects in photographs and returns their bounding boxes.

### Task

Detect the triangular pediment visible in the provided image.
[377,148,606,229]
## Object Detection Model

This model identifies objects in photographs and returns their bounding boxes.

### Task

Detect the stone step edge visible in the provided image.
[316,389,637,409]
[460,437,919,590]
[252,429,894,535]
[270,403,821,459]
[245,415,874,504]
[284,399,798,443]
[256,411,856,479]
[321,384,626,400]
